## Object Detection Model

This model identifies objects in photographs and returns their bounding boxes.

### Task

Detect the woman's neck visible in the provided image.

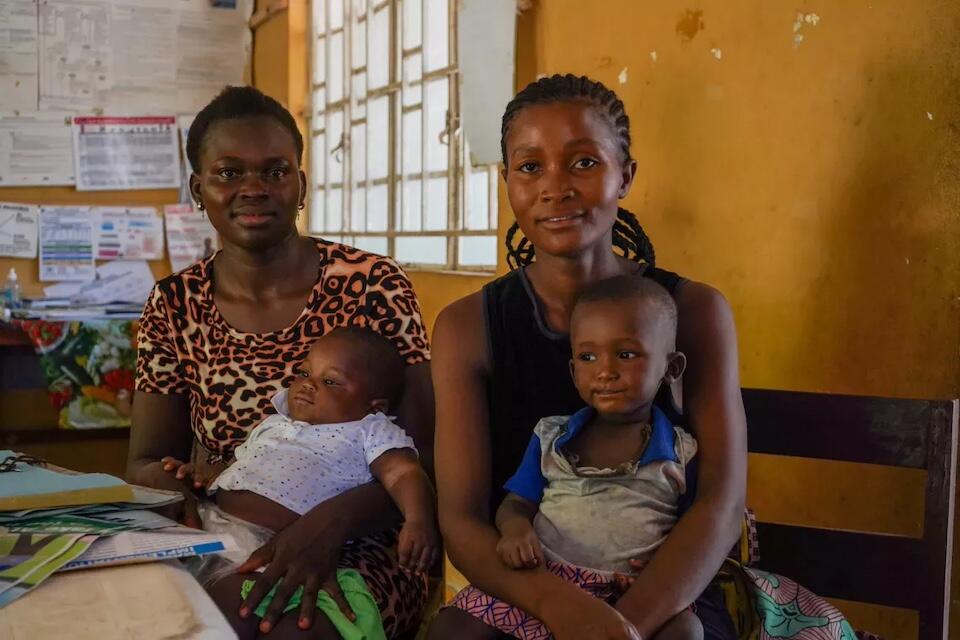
[213,232,315,301]
[526,246,635,319]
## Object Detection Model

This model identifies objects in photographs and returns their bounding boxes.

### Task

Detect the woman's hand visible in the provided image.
[235,513,355,634]
[136,460,202,529]
[540,589,643,640]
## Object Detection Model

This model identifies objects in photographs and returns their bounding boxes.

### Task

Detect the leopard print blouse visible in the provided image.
[135,239,430,464]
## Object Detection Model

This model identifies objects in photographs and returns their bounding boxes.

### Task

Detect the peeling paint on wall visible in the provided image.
[618,67,628,84]
[676,9,704,42]
[792,11,821,48]
[711,47,722,60]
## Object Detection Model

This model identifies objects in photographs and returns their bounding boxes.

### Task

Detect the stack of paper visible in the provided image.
[0,455,236,608]
[0,454,134,511]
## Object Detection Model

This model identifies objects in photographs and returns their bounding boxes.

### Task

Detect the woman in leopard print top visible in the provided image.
[128,86,433,638]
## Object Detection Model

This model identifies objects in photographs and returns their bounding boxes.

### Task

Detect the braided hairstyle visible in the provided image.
[501,74,656,270]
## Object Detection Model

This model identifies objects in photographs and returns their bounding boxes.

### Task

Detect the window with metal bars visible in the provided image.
[308,0,499,271]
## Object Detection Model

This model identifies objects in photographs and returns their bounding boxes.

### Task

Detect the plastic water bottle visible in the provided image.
[2,268,21,310]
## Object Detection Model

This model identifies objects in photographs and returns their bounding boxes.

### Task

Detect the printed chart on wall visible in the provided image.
[36,0,253,115]
[94,207,164,260]
[39,206,95,282]
[164,204,218,272]
[73,116,180,191]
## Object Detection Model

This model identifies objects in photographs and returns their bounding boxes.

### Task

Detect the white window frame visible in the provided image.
[307,0,498,272]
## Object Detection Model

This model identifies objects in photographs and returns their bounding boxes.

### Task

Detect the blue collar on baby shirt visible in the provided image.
[555,405,678,464]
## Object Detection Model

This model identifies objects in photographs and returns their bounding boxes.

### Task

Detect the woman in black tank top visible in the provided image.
[429,75,746,640]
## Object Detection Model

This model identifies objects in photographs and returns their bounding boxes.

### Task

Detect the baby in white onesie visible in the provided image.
[168,326,437,624]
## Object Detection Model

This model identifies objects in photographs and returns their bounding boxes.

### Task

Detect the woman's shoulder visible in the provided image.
[435,289,485,338]
[433,288,489,371]
[311,237,403,275]
[672,277,731,317]
[642,263,685,296]
[150,259,210,306]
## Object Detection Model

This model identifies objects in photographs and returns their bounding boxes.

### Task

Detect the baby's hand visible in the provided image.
[397,519,439,576]
[160,456,216,490]
[612,571,636,595]
[496,521,544,569]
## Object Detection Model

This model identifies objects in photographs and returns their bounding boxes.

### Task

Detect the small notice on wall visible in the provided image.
[164,204,219,272]
[73,116,181,191]
[0,112,75,186]
[94,207,165,261]
[0,202,39,259]
[39,206,96,282]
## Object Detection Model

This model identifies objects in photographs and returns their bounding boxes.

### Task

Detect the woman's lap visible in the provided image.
[338,529,429,637]
[446,559,735,640]
[202,526,427,639]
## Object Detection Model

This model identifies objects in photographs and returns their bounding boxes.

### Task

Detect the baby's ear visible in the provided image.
[663,352,687,384]
[370,398,390,414]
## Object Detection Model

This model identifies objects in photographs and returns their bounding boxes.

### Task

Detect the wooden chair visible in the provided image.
[743,388,957,640]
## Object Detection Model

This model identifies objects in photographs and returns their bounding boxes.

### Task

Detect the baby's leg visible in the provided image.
[426,607,512,640]
[206,573,261,640]
[652,609,704,640]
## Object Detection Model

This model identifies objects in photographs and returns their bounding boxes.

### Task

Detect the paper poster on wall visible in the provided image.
[0,112,76,186]
[38,0,113,112]
[38,0,252,115]
[73,116,181,191]
[0,0,39,112]
[102,0,179,114]
[94,207,165,261]
[39,206,96,282]
[164,204,218,272]
[174,0,252,113]
[0,202,39,259]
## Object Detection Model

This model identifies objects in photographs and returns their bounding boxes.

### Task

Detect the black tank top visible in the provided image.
[482,264,686,513]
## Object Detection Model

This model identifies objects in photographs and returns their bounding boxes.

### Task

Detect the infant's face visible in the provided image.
[569,298,675,422]
[287,335,378,424]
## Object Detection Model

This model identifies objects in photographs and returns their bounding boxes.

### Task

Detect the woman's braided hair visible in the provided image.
[501,74,656,270]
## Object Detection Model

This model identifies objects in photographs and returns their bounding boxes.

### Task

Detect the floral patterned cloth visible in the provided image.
[714,560,857,640]
[16,319,138,429]
[448,557,858,640]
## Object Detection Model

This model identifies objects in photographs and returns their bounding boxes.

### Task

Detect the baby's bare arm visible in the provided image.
[495,493,538,534]
[370,449,435,522]
[370,449,439,573]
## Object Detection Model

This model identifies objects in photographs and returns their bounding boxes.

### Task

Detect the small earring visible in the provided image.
[195,201,204,211]
[297,202,305,211]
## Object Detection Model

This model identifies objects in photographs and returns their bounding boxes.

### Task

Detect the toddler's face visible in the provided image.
[287,335,381,424]
[569,298,679,422]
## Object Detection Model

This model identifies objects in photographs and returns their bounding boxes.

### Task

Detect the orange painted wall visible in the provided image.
[514,0,959,400]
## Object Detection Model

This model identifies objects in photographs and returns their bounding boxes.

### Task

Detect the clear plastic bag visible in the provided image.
[185,500,275,588]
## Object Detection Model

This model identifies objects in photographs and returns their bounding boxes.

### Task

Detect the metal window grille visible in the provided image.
[308,0,498,271]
